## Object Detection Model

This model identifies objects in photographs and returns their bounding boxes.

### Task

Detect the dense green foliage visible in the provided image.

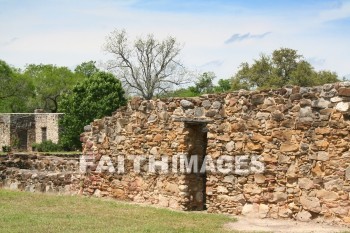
[162,72,232,98]
[32,140,62,152]
[23,64,82,112]
[0,60,86,113]
[231,48,339,90]
[0,60,34,112]
[59,71,126,150]
[1,145,11,153]
[74,60,99,78]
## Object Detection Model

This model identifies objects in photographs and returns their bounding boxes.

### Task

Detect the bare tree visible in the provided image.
[104,29,188,99]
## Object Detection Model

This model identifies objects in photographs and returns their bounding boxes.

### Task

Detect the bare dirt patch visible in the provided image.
[225,216,350,233]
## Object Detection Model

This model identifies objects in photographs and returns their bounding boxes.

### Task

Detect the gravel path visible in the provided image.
[225,216,350,233]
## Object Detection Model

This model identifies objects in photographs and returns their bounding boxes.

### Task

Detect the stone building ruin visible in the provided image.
[0,110,62,151]
[79,82,350,224]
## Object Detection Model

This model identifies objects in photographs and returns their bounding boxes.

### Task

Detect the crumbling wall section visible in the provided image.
[0,153,81,194]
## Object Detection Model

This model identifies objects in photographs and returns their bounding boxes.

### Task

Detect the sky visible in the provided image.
[1,0,350,82]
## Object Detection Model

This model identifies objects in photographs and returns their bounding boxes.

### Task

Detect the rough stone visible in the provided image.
[335,102,349,112]
[299,107,313,117]
[278,206,292,218]
[259,204,269,218]
[254,173,266,184]
[251,94,265,105]
[338,87,350,96]
[316,189,339,201]
[180,100,194,109]
[280,143,299,152]
[296,210,312,222]
[346,166,350,180]
[311,98,330,109]
[298,178,313,190]
[211,101,222,109]
[225,141,235,152]
[201,100,212,109]
[300,195,321,213]
[316,151,329,161]
[331,96,343,103]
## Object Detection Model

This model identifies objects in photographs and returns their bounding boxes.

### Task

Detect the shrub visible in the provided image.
[2,145,11,152]
[59,71,126,150]
[32,140,62,152]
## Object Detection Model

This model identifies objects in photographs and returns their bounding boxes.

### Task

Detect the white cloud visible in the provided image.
[225,32,271,44]
[318,1,350,22]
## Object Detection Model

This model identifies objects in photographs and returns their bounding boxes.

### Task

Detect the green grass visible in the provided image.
[37,151,82,155]
[0,189,235,233]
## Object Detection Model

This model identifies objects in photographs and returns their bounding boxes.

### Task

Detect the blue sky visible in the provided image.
[1,0,350,81]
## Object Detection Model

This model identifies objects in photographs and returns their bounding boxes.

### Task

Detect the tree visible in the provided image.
[0,60,34,112]
[59,71,126,150]
[214,79,231,93]
[191,72,215,94]
[74,61,99,78]
[289,61,315,86]
[272,48,301,84]
[23,64,82,112]
[231,48,340,90]
[104,29,187,99]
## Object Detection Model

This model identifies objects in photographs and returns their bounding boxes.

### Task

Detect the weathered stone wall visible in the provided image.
[0,115,11,150]
[9,114,36,151]
[80,82,350,224]
[35,114,62,144]
[0,153,81,194]
[0,113,63,151]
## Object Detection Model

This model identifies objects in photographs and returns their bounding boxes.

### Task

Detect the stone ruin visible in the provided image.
[0,110,63,151]
[2,82,350,225]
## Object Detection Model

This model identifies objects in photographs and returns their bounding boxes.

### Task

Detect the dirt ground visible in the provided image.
[225,216,350,233]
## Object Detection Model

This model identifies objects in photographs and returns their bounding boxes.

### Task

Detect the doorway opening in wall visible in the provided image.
[17,129,28,151]
[184,122,208,211]
[41,127,47,142]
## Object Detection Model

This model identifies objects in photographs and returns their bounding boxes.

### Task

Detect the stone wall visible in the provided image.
[0,153,81,194]
[80,82,350,224]
[0,115,11,150]
[35,114,62,144]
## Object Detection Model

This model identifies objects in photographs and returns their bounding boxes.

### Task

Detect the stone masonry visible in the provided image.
[0,153,81,194]
[0,112,63,151]
[79,82,350,224]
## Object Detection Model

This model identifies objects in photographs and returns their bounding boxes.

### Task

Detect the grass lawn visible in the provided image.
[0,189,235,233]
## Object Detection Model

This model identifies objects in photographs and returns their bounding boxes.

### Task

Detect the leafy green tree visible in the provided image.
[59,71,126,150]
[74,61,99,78]
[160,72,233,97]
[214,79,231,93]
[315,70,339,84]
[231,48,340,90]
[272,48,301,84]
[23,64,82,112]
[289,61,315,86]
[0,60,34,112]
[191,72,215,94]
